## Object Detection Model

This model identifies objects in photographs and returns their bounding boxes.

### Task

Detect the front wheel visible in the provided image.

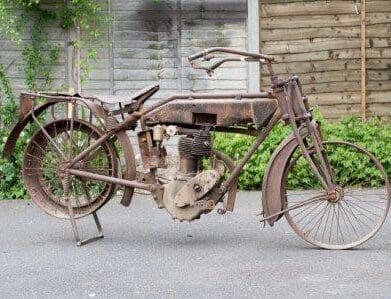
[283,141,390,249]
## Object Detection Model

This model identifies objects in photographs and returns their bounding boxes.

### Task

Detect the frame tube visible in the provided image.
[68,169,158,191]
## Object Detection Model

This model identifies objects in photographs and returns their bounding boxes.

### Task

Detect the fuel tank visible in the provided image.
[144,98,278,129]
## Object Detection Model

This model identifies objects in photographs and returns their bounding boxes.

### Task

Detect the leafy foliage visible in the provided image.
[0,0,107,90]
[0,0,108,199]
[0,92,29,199]
[20,6,59,91]
[213,115,391,190]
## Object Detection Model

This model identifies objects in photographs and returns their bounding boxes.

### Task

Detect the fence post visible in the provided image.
[66,5,81,117]
[247,0,260,92]
[360,0,367,121]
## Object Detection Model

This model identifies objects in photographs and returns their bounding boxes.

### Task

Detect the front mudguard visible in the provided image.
[261,133,301,226]
[2,95,136,207]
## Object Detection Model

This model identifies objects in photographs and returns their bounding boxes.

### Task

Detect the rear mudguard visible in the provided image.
[2,97,136,207]
[3,97,106,158]
[261,133,301,226]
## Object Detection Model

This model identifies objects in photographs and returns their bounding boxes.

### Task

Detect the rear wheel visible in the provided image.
[283,141,390,249]
[23,119,118,219]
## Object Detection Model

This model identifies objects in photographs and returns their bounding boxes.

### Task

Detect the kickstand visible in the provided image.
[67,202,104,246]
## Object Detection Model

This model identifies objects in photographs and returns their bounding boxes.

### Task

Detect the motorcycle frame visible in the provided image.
[8,47,337,217]
[65,88,334,217]
[65,91,283,195]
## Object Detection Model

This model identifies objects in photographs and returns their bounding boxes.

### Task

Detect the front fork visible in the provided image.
[272,76,335,193]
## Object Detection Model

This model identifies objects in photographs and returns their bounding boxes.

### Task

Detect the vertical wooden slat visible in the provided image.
[247,0,260,92]
[108,0,114,95]
[360,0,367,121]
[75,26,81,95]
[176,0,183,92]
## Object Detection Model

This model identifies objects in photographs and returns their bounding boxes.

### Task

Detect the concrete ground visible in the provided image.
[0,192,390,298]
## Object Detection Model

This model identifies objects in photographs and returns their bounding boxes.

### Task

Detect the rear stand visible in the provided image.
[67,202,104,246]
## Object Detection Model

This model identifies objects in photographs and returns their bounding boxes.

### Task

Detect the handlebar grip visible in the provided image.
[188,51,205,62]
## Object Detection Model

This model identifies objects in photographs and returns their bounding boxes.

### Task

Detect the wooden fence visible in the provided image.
[0,0,249,100]
[260,0,391,120]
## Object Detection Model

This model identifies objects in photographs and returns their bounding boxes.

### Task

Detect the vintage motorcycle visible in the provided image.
[3,48,390,249]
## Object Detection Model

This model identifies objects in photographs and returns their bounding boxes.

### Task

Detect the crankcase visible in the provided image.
[174,170,221,208]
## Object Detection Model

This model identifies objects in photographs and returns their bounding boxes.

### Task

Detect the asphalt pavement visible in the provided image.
[0,192,390,298]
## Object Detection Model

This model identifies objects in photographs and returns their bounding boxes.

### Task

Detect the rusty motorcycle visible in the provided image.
[3,47,390,249]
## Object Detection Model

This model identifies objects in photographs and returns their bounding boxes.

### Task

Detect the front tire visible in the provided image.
[283,141,390,249]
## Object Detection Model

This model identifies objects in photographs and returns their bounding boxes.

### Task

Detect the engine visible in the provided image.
[162,130,223,221]
[137,125,227,221]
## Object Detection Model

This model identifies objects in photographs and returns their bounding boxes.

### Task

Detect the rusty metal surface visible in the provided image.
[19,93,35,120]
[23,119,118,219]
[261,133,299,226]
[2,94,107,158]
[174,170,220,208]
[144,98,277,129]
[137,130,167,170]
[3,47,390,249]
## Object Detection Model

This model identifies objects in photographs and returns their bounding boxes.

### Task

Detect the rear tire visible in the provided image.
[23,119,118,219]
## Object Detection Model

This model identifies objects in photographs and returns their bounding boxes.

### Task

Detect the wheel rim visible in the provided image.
[23,119,118,219]
[284,141,390,249]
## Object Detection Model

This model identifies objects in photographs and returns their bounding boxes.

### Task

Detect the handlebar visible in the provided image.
[188,47,275,77]
[188,51,204,61]
[188,47,274,62]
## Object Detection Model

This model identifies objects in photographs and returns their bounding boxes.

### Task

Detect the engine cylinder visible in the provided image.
[177,132,212,176]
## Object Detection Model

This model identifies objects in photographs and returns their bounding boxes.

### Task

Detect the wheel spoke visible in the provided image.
[23,119,117,219]
[335,204,345,244]
[341,201,371,230]
[303,201,328,237]
[320,203,332,242]
[290,198,324,219]
[344,199,381,220]
[284,141,389,249]
[338,202,359,241]
[299,201,325,227]
[312,202,330,240]
[344,196,385,210]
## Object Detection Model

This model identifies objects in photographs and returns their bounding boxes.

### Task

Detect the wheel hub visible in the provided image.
[327,186,344,203]
[57,162,70,178]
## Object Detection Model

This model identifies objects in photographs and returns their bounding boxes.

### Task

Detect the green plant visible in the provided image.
[20,6,59,91]
[0,114,31,199]
[0,71,26,199]
[0,0,109,199]
[213,115,391,190]
[1,0,107,90]
[59,0,107,81]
